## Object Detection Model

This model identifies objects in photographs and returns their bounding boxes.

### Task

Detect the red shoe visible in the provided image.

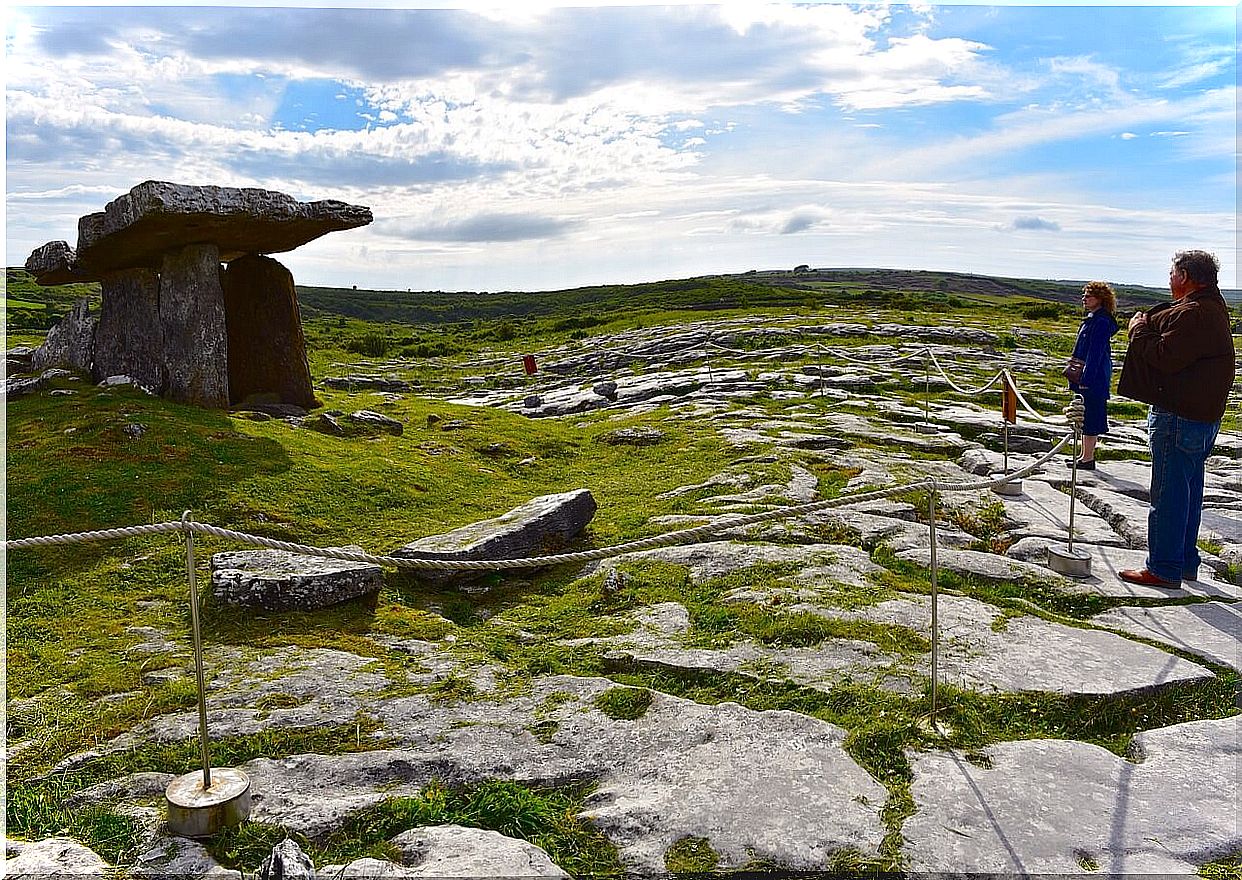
[1119,568,1180,588]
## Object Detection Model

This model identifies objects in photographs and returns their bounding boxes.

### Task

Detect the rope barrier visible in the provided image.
[3,433,1072,569]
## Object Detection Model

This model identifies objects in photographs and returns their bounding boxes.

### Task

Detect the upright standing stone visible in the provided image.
[222,255,318,408]
[160,244,229,407]
[93,268,164,392]
[31,298,96,375]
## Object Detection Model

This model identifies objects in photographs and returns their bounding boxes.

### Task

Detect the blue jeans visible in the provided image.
[1145,407,1219,581]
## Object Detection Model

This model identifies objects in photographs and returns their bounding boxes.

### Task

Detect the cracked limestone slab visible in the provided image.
[980,478,1126,546]
[65,646,496,764]
[232,676,886,873]
[571,602,905,693]
[1006,537,1240,600]
[1092,602,1241,671]
[902,716,1242,874]
[576,699,886,874]
[322,825,569,878]
[896,546,1074,587]
[1070,483,1153,547]
[804,592,1213,696]
[701,463,819,506]
[604,541,885,594]
[5,838,110,878]
[721,508,977,552]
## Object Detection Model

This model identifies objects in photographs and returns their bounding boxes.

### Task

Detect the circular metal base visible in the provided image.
[917,714,955,738]
[166,768,251,838]
[989,474,1024,497]
[1047,545,1092,578]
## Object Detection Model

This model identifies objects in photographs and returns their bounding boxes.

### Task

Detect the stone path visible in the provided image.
[8,313,1240,878]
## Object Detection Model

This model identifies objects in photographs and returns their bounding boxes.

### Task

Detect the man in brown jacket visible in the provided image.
[1116,250,1235,587]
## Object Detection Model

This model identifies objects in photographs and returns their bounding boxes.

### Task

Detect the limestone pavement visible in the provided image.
[7,313,1240,877]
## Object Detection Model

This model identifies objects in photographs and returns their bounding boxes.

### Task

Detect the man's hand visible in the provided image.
[1128,311,1147,336]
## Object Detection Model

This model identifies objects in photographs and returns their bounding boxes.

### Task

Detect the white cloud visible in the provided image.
[5,4,1236,290]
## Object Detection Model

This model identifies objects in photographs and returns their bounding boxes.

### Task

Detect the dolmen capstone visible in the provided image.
[23,180,372,408]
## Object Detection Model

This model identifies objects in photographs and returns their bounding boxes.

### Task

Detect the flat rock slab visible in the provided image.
[5,837,110,878]
[739,508,976,552]
[67,180,372,277]
[971,478,1127,546]
[210,546,382,611]
[392,489,597,587]
[234,678,885,873]
[577,697,886,872]
[607,541,884,591]
[1092,602,1242,671]
[902,716,1242,874]
[1006,537,1240,599]
[1071,483,1152,547]
[808,593,1213,696]
[896,546,1072,587]
[131,835,241,879]
[572,602,900,692]
[320,825,569,878]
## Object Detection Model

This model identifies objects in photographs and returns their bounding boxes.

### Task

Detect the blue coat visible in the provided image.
[1070,309,1119,397]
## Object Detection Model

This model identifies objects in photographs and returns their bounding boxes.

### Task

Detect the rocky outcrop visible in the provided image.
[23,181,371,408]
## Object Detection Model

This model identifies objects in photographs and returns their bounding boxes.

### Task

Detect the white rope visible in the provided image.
[3,434,1072,570]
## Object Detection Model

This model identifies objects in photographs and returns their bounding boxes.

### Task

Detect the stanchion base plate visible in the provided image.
[913,424,939,434]
[166,768,251,838]
[989,474,1024,497]
[917,714,955,738]
[1047,546,1092,578]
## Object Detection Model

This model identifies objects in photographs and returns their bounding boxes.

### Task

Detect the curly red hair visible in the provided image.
[1082,280,1116,314]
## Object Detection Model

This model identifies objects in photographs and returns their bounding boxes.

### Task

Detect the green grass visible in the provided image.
[593,686,654,720]
[206,780,622,876]
[6,721,390,865]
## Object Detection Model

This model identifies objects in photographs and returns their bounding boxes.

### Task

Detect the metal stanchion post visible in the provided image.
[1067,432,1079,554]
[991,371,1023,496]
[165,511,253,837]
[1047,396,1092,577]
[919,485,951,737]
[923,355,931,428]
[928,487,939,720]
[185,512,212,790]
[915,350,936,433]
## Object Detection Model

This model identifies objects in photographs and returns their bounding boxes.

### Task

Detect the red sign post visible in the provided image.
[522,354,537,375]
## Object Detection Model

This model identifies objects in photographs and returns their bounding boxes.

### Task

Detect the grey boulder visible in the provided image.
[392,489,597,587]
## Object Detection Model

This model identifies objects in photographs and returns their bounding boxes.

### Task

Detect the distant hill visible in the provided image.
[7,265,1236,331]
[294,267,1178,325]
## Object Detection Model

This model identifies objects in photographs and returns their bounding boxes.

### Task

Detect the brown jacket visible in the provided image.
[1117,287,1235,422]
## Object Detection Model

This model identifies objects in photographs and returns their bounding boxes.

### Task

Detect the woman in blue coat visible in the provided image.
[1069,280,1120,469]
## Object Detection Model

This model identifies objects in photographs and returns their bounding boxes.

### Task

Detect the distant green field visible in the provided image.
[6,298,46,310]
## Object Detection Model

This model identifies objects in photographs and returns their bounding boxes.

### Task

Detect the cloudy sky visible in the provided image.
[5,2,1237,293]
